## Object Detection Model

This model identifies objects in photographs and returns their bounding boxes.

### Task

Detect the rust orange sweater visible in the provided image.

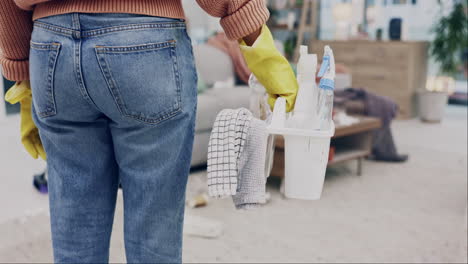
[0,0,269,81]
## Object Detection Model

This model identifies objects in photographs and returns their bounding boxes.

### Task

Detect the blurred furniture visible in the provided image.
[271,116,382,177]
[294,0,319,61]
[310,40,429,119]
[329,117,382,175]
[267,0,319,61]
[191,44,250,166]
[334,73,352,90]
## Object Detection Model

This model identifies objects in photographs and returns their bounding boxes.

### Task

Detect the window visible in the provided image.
[393,0,407,4]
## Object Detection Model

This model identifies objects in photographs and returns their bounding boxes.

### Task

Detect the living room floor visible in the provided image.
[0,106,467,263]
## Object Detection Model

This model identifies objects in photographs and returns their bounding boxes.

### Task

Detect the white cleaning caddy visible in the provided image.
[266,45,335,200]
[249,45,336,200]
[267,97,335,200]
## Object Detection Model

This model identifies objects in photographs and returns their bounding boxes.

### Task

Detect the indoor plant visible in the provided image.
[421,1,467,122]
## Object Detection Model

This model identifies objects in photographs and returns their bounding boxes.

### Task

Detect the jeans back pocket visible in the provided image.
[29,41,61,118]
[95,40,182,124]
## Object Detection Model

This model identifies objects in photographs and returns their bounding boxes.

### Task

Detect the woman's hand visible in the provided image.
[239,25,298,112]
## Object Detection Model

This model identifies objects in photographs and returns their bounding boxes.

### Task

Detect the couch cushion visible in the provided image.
[193,45,234,87]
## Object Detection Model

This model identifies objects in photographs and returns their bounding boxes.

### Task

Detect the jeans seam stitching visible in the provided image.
[34,43,60,118]
[85,27,186,39]
[82,22,186,37]
[71,15,97,108]
[30,41,61,50]
[95,51,128,118]
[33,21,186,39]
[95,40,176,53]
[73,40,101,112]
[34,22,74,38]
[172,45,182,111]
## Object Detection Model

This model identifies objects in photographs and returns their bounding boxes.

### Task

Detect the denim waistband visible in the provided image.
[34,13,186,39]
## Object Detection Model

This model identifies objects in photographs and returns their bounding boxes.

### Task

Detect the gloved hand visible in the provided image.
[5,81,46,160]
[239,25,298,112]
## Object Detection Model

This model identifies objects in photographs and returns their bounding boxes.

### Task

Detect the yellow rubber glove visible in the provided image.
[5,81,47,160]
[239,25,298,112]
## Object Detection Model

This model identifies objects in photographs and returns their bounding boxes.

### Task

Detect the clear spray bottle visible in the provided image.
[317,46,335,131]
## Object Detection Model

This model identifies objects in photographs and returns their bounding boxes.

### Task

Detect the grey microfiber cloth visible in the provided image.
[207,108,268,210]
[233,117,268,209]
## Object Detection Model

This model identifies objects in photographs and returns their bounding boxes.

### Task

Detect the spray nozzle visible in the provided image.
[317,45,335,78]
[317,56,330,78]
[318,46,335,90]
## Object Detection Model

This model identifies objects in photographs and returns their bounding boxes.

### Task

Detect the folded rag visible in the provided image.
[232,117,268,209]
[207,108,268,209]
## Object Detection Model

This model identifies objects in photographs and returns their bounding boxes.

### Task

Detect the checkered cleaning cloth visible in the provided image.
[208,108,268,209]
[207,108,252,197]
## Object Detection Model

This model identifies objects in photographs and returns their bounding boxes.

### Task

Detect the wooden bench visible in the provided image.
[270,116,382,177]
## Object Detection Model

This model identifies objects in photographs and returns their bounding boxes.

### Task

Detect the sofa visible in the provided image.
[190,44,250,166]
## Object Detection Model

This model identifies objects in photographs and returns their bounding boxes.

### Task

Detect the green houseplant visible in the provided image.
[420,1,468,122]
[430,1,467,77]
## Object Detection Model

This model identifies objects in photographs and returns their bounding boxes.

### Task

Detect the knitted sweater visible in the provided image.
[0,0,269,81]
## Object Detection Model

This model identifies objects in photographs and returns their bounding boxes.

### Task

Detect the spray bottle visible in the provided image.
[289,46,319,129]
[317,46,335,131]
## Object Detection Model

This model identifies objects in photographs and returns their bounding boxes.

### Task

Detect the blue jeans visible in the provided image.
[30,13,198,263]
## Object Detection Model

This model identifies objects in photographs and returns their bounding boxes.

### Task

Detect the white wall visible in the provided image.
[318,0,456,77]
[370,0,454,41]
[320,0,365,40]
[319,0,455,41]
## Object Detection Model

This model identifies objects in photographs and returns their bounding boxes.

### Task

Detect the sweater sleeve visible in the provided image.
[196,0,269,40]
[0,0,33,81]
